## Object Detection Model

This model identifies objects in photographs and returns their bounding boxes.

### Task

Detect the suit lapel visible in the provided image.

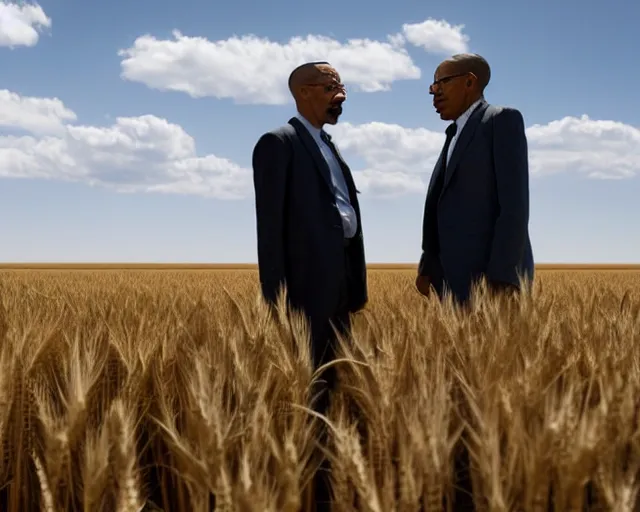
[288,117,334,193]
[322,132,363,235]
[425,145,447,203]
[322,132,361,196]
[442,100,488,190]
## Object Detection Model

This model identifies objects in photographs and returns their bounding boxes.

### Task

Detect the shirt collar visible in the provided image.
[296,112,323,139]
[454,97,483,132]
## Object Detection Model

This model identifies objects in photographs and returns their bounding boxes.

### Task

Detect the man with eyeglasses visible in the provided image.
[416,53,534,305]
[252,61,367,510]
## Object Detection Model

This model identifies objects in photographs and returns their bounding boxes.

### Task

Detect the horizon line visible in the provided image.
[0,262,639,270]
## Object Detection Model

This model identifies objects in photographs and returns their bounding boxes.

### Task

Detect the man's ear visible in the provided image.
[298,86,310,100]
[467,72,479,89]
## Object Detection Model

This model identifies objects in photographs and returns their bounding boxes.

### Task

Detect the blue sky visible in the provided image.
[0,0,638,263]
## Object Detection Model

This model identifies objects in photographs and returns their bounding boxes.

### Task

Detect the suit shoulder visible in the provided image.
[485,104,525,123]
[260,123,296,140]
[254,123,296,149]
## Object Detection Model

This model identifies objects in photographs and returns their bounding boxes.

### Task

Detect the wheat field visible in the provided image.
[0,268,639,511]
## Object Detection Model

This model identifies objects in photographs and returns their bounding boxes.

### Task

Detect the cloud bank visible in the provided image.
[3,16,638,197]
[0,90,251,198]
[118,18,472,105]
[2,89,638,199]
[330,115,640,194]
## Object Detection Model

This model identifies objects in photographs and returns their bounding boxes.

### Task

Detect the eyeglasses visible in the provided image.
[429,72,468,93]
[304,82,347,94]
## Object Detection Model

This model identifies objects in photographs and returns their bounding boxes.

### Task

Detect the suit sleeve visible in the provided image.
[252,132,289,305]
[417,236,433,276]
[417,168,440,277]
[486,108,530,287]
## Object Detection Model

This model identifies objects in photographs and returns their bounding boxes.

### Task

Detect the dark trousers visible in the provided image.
[309,245,353,512]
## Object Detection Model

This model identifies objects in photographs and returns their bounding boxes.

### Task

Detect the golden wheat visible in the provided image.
[0,269,638,511]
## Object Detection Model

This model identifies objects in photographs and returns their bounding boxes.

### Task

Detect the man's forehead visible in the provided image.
[315,65,340,81]
[434,60,459,79]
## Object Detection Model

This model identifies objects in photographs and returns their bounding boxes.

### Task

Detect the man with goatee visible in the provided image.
[417,53,535,305]
[252,61,367,511]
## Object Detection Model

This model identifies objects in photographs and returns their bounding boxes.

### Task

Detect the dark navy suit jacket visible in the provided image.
[419,99,534,302]
[252,117,368,325]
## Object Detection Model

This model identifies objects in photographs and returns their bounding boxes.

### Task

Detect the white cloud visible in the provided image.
[329,121,444,196]
[356,170,426,196]
[1,90,638,198]
[118,18,471,104]
[326,114,640,193]
[401,18,470,55]
[118,30,421,104]
[332,121,444,174]
[526,115,640,179]
[0,1,50,48]
[0,89,76,135]
[0,91,251,199]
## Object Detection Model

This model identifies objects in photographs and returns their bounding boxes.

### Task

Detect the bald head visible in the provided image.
[446,53,491,92]
[430,53,490,121]
[288,61,332,98]
[287,61,346,128]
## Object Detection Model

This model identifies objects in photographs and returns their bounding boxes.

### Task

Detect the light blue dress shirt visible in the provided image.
[295,113,358,239]
[447,98,484,164]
